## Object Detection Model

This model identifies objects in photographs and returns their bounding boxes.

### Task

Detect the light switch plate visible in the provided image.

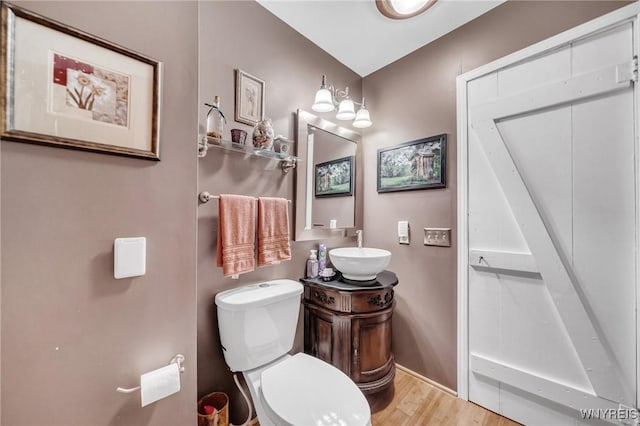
[424,228,451,247]
[114,237,146,279]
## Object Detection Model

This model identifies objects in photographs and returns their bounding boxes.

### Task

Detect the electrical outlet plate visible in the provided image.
[424,228,451,247]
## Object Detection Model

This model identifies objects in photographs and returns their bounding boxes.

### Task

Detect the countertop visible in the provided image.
[300,270,398,291]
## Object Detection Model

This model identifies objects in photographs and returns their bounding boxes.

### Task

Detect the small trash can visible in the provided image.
[197,392,229,426]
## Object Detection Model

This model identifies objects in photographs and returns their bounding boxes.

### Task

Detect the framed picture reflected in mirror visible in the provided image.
[315,155,354,198]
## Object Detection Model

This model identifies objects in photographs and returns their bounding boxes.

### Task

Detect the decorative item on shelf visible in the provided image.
[273,135,293,154]
[311,75,372,128]
[252,119,275,150]
[230,128,247,145]
[205,96,226,140]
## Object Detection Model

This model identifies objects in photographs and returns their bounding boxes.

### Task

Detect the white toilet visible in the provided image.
[215,279,371,426]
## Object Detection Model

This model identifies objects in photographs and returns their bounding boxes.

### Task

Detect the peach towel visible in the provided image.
[216,194,256,277]
[257,197,291,267]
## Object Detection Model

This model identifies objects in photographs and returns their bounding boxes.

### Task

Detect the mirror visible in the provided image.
[294,110,363,241]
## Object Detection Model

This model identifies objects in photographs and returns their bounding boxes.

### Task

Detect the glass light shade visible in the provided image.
[376,0,437,19]
[312,88,335,112]
[390,0,429,14]
[336,98,356,120]
[353,107,372,128]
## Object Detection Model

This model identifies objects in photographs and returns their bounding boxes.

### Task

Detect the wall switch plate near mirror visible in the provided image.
[294,110,363,241]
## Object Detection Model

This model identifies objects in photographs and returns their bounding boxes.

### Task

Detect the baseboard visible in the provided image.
[395,363,457,397]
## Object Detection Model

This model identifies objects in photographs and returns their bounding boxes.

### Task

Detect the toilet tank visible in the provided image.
[215,279,303,372]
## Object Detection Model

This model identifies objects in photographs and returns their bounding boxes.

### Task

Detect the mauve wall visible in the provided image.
[196,2,361,423]
[361,0,629,391]
[2,2,198,425]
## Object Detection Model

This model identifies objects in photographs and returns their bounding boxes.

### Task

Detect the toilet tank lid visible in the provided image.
[215,279,303,311]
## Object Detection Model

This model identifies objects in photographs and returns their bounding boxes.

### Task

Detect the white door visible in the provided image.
[460,11,638,425]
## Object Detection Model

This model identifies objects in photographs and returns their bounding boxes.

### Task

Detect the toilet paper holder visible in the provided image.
[116,354,185,394]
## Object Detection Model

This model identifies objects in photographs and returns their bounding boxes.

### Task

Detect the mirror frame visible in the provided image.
[294,109,363,241]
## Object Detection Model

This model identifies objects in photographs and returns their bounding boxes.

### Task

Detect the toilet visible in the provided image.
[215,279,371,426]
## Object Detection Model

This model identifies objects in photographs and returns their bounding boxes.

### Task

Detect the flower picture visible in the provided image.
[52,54,130,127]
[1,2,160,160]
[235,69,265,126]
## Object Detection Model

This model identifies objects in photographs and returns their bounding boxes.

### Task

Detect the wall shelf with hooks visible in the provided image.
[198,135,300,174]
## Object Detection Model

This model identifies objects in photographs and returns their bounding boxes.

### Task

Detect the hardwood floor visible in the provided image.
[372,368,520,426]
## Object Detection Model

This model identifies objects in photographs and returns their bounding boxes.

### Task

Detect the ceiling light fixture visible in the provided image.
[312,75,372,128]
[376,0,438,19]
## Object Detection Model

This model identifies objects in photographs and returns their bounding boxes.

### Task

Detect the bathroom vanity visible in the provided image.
[300,270,398,412]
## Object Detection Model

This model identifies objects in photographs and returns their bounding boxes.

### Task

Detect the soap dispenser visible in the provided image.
[306,249,319,279]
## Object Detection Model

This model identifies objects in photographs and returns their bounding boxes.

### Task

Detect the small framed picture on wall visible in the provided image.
[235,69,265,126]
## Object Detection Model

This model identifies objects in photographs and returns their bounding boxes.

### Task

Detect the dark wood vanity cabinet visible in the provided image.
[301,271,398,412]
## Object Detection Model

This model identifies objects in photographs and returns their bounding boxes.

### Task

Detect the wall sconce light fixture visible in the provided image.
[312,75,372,128]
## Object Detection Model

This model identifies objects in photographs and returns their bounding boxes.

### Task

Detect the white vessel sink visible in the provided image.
[329,247,392,281]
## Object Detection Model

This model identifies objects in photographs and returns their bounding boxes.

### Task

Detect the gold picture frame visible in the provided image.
[0,2,162,160]
[234,69,265,126]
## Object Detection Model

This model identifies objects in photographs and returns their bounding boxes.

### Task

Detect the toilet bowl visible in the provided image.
[215,279,371,426]
[245,353,370,426]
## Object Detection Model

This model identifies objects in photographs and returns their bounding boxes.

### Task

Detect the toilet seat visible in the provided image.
[261,353,371,426]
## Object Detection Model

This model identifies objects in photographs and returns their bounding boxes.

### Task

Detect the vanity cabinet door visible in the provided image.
[304,304,352,374]
[351,305,394,384]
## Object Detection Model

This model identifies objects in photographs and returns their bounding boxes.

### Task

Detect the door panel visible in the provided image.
[352,311,393,382]
[498,107,573,259]
[466,19,636,424]
[468,122,529,253]
[573,89,636,398]
[498,47,571,98]
[572,23,632,74]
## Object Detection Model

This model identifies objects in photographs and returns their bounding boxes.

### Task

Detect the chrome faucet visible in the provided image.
[356,230,363,248]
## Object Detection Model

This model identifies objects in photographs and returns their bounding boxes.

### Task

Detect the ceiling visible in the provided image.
[256,0,506,77]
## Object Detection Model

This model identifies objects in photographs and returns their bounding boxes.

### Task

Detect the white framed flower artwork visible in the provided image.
[234,69,265,127]
[0,3,162,160]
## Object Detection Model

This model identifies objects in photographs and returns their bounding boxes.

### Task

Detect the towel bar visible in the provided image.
[198,192,292,204]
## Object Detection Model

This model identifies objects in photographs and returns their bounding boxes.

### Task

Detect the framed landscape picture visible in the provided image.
[0,3,162,160]
[377,134,446,193]
[315,156,354,198]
